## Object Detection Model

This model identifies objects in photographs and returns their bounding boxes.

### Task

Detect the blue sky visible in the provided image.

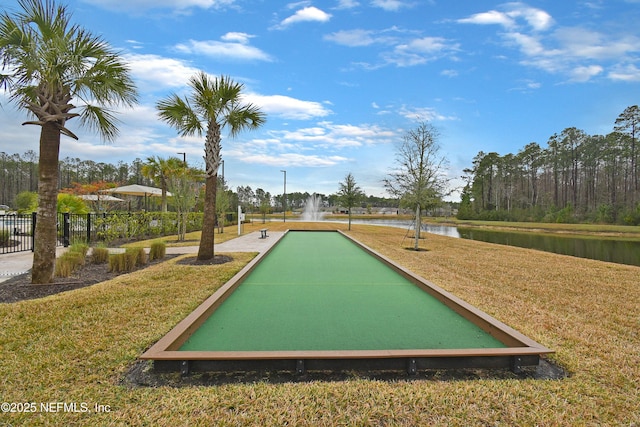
[1,0,639,200]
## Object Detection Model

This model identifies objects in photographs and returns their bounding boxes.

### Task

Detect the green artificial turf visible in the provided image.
[180,231,505,351]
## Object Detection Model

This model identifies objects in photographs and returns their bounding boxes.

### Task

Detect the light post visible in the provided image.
[177,152,186,166]
[280,170,286,223]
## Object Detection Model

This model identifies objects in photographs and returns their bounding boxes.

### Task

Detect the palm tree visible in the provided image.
[141,156,183,212]
[157,72,265,260]
[0,0,138,283]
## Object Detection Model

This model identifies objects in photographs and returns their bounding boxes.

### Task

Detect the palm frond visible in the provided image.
[78,104,119,142]
[226,103,267,138]
[1,0,138,143]
[156,94,203,137]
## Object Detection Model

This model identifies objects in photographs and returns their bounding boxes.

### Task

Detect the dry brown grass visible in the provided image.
[1,222,638,425]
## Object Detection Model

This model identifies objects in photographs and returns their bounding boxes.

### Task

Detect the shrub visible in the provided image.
[15,191,37,213]
[90,247,110,264]
[108,253,127,273]
[69,243,89,257]
[126,247,147,266]
[54,258,74,278]
[109,247,147,273]
[621,203,640,226]
[149,241,166,261]
[57,193,88,214]
[595,204,615,224]
[124,250,138,270]
[54,250,86,278]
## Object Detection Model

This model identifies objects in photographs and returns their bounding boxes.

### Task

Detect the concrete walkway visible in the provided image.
[0,231,284,283]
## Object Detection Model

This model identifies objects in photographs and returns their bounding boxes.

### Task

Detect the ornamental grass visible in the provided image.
[54,243,88,278]
[90,246,110,264]
[148,241,166,261]
[0,222,638,425]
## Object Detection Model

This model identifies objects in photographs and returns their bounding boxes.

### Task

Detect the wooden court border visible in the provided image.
[140,229,553,375]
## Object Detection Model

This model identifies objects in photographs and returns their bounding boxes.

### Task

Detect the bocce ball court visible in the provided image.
[142,230,552,375]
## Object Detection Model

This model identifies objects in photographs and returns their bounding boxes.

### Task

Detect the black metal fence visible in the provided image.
[1,212,204,254]
[0,213,34,254]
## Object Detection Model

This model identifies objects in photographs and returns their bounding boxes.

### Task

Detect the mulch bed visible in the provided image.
[176,255,233,266]
[0,255,175,304]
[0,253,235,304]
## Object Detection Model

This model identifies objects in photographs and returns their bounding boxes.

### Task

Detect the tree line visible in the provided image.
[459,105,640,225]
[0,152,154,208]
[1,152,401,212]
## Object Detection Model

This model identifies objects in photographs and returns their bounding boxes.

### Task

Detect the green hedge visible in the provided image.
[94,212,203,243]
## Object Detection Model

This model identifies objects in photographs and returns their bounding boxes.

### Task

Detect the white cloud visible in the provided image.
[125,40,145,50]
[400,36,457,54]
[508,79,542,92]
[458,4,639,83]
[243,94,332,120]
[399,106,458,122]
[324,29,379,47]
[223,128,357,168]
[554,28,640,60]
[371,0,412,12]
[503,32,554,57]
[321,122,396,145]
[81,0,237,12]
[458,4,553,31]
[221,32,253,44]
[335,0,360,9]
[286,1,312,9]
[270,122,396,150]
[326,28,458,68]
[569,65,603,82]
[384,36,460,67]
[234,152,348,167]
[123,53,200,90]
[608,64,640,81]
[122,53,332,120]
[458,10,516,28]
[276,6,332,28]
[507,4,554,31]
[174,36,273,62]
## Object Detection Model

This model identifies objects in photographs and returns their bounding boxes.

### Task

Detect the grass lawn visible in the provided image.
[1,222,638,425]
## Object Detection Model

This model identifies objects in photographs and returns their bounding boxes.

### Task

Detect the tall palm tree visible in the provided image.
[141,156,183,212]
[157,72,265,260]
[0,0,138,283]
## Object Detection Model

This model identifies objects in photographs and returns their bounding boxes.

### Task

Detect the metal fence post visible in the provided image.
[86,213,92,244]
[31,211,36,252]
[63,212,70,247]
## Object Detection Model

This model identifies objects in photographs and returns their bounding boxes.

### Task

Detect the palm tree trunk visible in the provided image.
[32,123,61,284]
[198,122,221,260]
[161,181,168,212]
[198,173,217,260]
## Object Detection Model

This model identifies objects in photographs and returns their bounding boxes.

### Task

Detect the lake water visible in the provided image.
[455,227,640,267]
[335,218,640,267]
